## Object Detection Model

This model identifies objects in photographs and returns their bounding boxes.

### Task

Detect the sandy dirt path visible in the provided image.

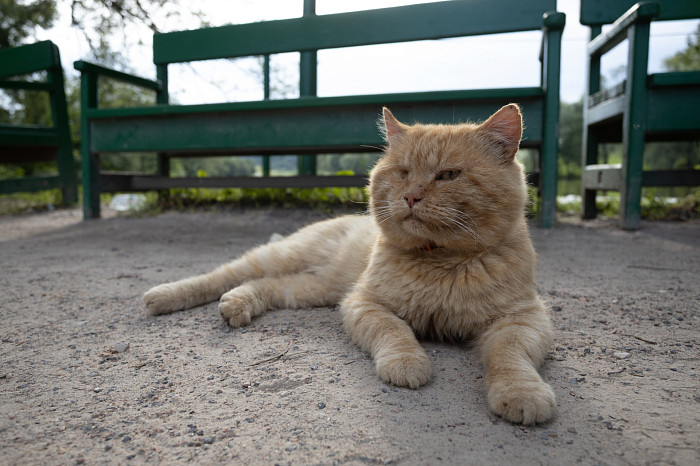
[0,208,698,465]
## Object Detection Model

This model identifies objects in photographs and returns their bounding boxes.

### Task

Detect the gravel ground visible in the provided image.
[0,207,698,465]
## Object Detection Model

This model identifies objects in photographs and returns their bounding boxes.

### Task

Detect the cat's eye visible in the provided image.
[436,170,461,181]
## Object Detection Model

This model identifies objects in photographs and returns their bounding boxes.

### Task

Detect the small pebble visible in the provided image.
[613,352,630,360]
[318,402,326,409]
[113,342,129,353]
[203,436,214,444]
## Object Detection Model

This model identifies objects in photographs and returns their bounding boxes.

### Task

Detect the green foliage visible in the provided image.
[170,157,257,177]
[317,153,381,176]
[155,186,369,212]
[664,24,700,72]
[0,0,57,48]
[0,189,63,215]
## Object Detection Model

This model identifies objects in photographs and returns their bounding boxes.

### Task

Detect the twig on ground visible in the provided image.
[249,340,294,367]
[612,329,657,345]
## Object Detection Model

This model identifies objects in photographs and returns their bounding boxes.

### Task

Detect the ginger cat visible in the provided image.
[144,104,556,425]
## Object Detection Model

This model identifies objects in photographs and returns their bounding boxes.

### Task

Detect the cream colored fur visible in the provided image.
[144,104,556,425]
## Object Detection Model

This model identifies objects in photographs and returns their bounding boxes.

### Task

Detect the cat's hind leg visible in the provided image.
[219,272,344,327]
[144,216,362,316]
[477,304,556,425]
[144,239,303,315]
[144,263,241,315]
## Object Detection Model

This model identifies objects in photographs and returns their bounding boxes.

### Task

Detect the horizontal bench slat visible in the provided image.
[84,87,545,120]
[0,175,61,193]
[154,0,555,64]
[649,71,700,87]
[0,125,60,144]
[88,94,545,154]
[0,80,54,92]
[99,173,368,192]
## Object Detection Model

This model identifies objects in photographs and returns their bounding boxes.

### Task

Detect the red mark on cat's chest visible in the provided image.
[420,241,441,251]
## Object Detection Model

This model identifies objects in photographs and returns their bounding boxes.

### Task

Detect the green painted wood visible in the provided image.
[645,84,700,134]
[83,87,545,120]
[581,25,602,219]
[156,64,169,104]
[642,170,700,187]
[77,0,563,226]
[0,41,59,78]
[80,70,100,219]
[0,80,53,91]
[539,11,565,228]
[1,41,77,205]
[619,19,652,230]
[581,0,700,228]
[153,0,556,64]
[100,173,368,192]
[0,175,62,194]
[0,125,60,145]
[648,71,700,87]
[87,98,545,154]
[581,0,700,26]
[298,0,318,177]
[48,55,78,204]
[587,2,659,57]
[74,60,161,91]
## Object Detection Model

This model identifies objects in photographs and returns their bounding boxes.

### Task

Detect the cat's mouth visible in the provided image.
[403,213,427,225]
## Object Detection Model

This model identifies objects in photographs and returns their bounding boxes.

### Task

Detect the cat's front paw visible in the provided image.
[487,379,556,425]
[144,284,181,315]
[375,348,432,389]
[219,293,253,327]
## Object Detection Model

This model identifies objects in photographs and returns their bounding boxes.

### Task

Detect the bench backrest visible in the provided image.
[0,40,71,163]
[0,40,62,78]
[580,0,700,26]
[153,0,556,65]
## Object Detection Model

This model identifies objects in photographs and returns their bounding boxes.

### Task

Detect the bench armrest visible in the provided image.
[588,1,660,57]
[74,60,161,92]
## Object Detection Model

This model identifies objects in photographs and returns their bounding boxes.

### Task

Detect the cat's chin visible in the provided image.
[401,215,432,235]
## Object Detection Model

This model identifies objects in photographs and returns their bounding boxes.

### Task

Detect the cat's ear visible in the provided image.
[479,104,523,161]
[381,107,406,145]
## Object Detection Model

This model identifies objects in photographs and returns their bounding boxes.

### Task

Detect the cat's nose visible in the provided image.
[404,192,422,208]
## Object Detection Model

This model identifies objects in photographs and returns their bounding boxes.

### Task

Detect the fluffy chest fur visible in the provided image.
[356,227,536,341]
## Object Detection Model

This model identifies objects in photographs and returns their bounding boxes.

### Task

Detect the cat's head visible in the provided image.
[369,104,528,252]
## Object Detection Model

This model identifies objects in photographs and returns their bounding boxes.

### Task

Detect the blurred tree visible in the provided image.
[663,24,700,72]
[0,0,57,48]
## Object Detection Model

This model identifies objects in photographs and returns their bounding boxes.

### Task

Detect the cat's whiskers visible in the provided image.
[442,206,489,250]
[371,204,396,225]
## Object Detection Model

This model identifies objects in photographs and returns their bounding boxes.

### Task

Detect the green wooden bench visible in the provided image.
[0,40,78,205]
[580,0,700,229]
[75,0,565,226]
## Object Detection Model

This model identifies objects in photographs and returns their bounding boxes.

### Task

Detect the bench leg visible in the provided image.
[619,131,644,231]
[619,22,651,231]
[82,151,100,219]
[581,124,599,220]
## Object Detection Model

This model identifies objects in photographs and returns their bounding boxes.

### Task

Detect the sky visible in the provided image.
[35,0,700,104]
